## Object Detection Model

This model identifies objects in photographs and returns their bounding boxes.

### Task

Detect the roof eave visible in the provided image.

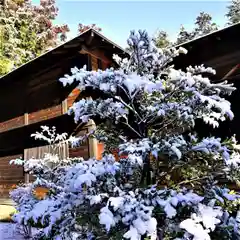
[174,22,240,49]
[0,28,127,80]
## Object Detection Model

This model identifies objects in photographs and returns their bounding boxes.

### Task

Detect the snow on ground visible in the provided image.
[0,223,25,240]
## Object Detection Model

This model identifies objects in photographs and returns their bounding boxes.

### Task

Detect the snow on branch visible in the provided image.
[10,30,240,240]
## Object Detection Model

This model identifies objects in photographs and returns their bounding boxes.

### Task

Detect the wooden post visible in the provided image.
[23,112,33,236]
[87,119,98,158]
[86,55,102,158]
[24,113,29,125]
[61,99,68,114]
[24,113,29,183]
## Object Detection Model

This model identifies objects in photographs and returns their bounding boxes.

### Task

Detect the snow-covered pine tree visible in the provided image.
[226,0,240,25]
[0,0,70,76]
[11,30,240,240]
[0,0,101,76]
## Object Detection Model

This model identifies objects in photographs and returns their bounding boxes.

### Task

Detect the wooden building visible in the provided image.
[172,22,240,141]
[0,29,127,199]
[3,23,240,200]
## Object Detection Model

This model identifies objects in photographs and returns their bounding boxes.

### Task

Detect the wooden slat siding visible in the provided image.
[28,105,62,124]
[80,48,111,67]
[24,142,69,183]
[69,145,89,159]
[0,105,62,134]
[27,67,62,89]
[0,116,24,134]
[24,143,69,160]
[69,128,89,159]
[88,54,92,71]
[0,154,24,198]
[24,146,35,183]
[67,49,110,109]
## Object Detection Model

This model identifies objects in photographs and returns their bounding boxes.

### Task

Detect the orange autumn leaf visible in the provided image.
[11,184,17,189]
[110,148,128,162]
[33,187,49,200]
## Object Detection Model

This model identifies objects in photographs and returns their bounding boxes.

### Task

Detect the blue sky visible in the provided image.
[51,1,230,47]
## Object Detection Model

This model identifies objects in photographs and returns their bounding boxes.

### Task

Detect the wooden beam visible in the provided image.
[221,64,240,80]
[224,73,240,82]
[205,50,240,68]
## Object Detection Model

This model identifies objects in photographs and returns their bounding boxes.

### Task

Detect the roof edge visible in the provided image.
[174,22,240,48]
[0,28,127,80]
[90,28,127,53]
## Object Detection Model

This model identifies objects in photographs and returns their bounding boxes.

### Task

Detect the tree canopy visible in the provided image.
[176,12,218,45]
[0,0,70,75]
[0,0,101,77]
[154,12,218,48]
[226,0,240,24]
[155,0,240,48]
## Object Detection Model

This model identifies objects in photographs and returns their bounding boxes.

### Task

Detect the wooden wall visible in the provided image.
[0,48,110,135]
[69,128,89,159]
[67,48,111,160]
[0,46,114,199]
[90,49,109,160]
[0,153,24,199]
[0,116,24,134]
[28,105,62,125]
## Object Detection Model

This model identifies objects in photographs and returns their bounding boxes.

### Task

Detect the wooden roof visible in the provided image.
[0,28,128,86]
[173,22,240,81]
[0,29,128,129]
[172,23,240,142]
